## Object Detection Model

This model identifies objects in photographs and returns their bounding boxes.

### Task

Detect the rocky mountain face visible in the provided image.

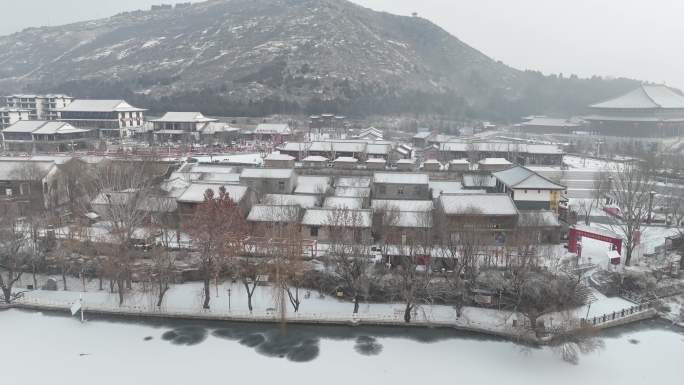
[0,0,638,119]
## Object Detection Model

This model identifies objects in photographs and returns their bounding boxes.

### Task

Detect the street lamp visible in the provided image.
[227,288,231,312]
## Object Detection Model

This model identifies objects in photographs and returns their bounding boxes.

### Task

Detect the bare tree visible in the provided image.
[510,263,591,336]
[186,187,247,309]
[435,207,489,315]
[326,208,373,314]
[574,170,609,226]
[386,218,440,323]
[145,245,177,307]
[273,219,306,314]
[0,210,29,304]
[605,165,656,266]
[235,257,264,312]
[92,161,164,305]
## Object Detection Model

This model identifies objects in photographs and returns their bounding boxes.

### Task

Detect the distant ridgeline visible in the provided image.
[0,0,642,119]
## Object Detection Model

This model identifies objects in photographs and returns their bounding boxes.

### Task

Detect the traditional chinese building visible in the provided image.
[585,85,684,137]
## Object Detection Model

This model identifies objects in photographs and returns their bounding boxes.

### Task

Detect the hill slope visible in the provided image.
[0,0,639,119]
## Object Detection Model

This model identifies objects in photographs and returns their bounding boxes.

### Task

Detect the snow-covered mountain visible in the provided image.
[0,0,638,118]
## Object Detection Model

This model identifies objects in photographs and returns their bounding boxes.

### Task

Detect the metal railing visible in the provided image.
[580,301,655,327]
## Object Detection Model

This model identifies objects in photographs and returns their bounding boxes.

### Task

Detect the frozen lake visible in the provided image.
[2,309,682,385]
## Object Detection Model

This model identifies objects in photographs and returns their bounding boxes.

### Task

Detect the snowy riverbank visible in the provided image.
[7,273,651,343]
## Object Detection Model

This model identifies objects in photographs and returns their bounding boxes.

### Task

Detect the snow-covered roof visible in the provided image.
[397,158,416,164]
[462,174,497,188]
[151,112,217,123]
[334,157,358,163]
[240,168,294,179]
[3,121,90,137]
[366,158,387,163]
[335,176,371,188]
[0,160,54,180]
[302,208,372,228]
[413,132,432,139]
[177,183,248,203]
[429,181,465,198]
[323,196,364,209]
[373,172,428,185]
[302,155,328,162]
[199,122,239,134]
[2,120,48,133]
[372,199,433,212]
[449,158,470,164]
[255,123,291,134]
[262,194,319,208]
[440,194,518,216]
[308,142,333,152]
[247,205,300,223]
[32,122,90,135]
[521,117,582,128]
[294,176,331,194]
[590,85,684,109]
[334,186,371,198]
[478,158,512,165]
[58,99,145,112]
[440,142,564,155]
[423,159,441,164]
[160,177,191,198]
[492,166,565,190]
[265,153,295,161]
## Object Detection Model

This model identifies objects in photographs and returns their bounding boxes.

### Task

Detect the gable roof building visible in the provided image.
[492,166,566,212]
[57,99,146,138]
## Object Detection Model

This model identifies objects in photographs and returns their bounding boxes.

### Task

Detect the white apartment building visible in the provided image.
[0,107,31,129]
[3,94,74,120]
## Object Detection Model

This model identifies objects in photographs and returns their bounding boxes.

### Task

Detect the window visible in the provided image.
[5,188,12,196]
[278,181,285,191]
[398,187,404,195]
[538,189,541,194]
[310,227,319,237]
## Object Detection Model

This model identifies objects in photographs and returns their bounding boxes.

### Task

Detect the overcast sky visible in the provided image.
[2,0,683,89]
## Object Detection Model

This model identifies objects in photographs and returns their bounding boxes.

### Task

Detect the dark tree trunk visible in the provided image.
[353,294,360,314]
[404,303,413,323]
[109,279,115,293]
[61,270,68,291]
[625,246,633,266]
[243,281,255,312]
[203,278,211,309]
[99,277,103,291]
[157,282,169,307]
[116,279,125,306]
[2,287,11,304]
[32,266,38,290]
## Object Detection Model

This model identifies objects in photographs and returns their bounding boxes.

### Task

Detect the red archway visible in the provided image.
[568,225,623,256]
